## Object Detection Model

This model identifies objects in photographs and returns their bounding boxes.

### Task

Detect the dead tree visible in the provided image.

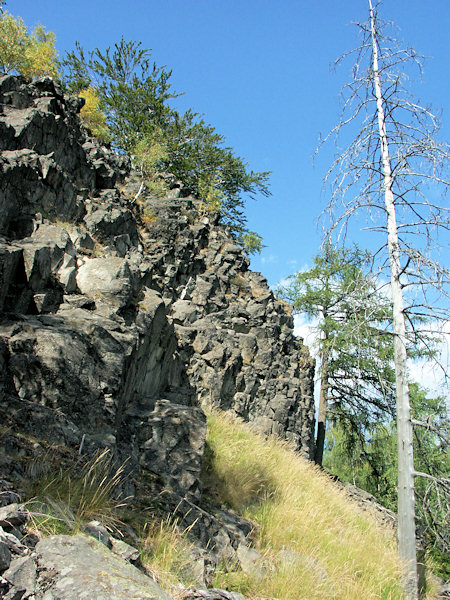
[319,2,450,598]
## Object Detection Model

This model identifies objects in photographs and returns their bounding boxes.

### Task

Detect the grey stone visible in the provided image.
[0,245,27,313]
[171,300,199,324]
[83,521,111,548]
[15,224,78,296]
[236,543,266,578]
[61,294,95,309]
[2,556,36,595]
[0,504,27,528]
[68,227,95,252]
[76,257,133,311]
[35,534,172,600]
[0,526,25,554]
[33,289,62,313]
[0,541,11,571]
[0,482,20,508]
[163,496,254,567]
[110,537,140,565]
[181,589,245,600]
[136,399,207,502]
[84,204,138,245]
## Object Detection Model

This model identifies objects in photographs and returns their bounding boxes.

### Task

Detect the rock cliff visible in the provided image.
[0,73,315,596]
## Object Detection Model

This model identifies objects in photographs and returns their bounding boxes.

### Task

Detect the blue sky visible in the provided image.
[11,0,450,288]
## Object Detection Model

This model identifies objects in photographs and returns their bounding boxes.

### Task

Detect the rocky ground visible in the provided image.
[0,479,249,600]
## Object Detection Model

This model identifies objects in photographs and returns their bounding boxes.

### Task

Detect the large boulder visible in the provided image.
[34,534,172,600]
[76,256,135,312]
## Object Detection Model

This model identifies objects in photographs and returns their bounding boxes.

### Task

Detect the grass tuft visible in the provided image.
[26,449,127,536]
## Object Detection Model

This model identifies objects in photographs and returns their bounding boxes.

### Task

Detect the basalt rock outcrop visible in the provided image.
[0,73,315,593]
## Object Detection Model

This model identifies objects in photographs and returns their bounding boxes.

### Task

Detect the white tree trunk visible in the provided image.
[369,2,418,598]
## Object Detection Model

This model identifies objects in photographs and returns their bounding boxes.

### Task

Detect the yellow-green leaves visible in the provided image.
[21,23,58,79]
[78,87,111,143]
[0,11,27,74]
[0,12,58,79]
[133,129,169,197]
[198,173,224,213]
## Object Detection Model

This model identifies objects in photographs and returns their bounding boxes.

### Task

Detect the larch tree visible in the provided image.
[319,2,449,598]
[324,383,450,578]
[278,244,396,467]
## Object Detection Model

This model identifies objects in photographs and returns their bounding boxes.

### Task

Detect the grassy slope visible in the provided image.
[203,411,439,600]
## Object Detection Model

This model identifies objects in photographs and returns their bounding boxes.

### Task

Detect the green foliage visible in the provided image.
[198,172,225,213]
[61,38,270,239]
[324,420,398,507]
[62,39,175,148]
[133,129,170,197]
[0,11,26,73]
[324,383,450,579]
[0,12,58,78]
[242,231,265,255]
[279,244,396,430]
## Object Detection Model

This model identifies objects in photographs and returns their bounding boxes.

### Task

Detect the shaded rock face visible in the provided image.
[0,74,129,239]
[0,73,202,503]
[0,74,315,514]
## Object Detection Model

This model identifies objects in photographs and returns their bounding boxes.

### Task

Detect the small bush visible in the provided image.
[133,131,170,198]
[140,205,157,228]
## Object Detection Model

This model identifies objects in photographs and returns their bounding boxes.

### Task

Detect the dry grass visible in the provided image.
[203,410,441,600]
[140,514,199,593]
[15,415,440,599]
[26,450,127,537]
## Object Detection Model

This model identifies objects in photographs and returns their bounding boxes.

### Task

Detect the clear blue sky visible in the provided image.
[11,0,450,287]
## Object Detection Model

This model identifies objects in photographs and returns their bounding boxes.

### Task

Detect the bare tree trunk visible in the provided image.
[369,2,418,598]
[314,343,329,466]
